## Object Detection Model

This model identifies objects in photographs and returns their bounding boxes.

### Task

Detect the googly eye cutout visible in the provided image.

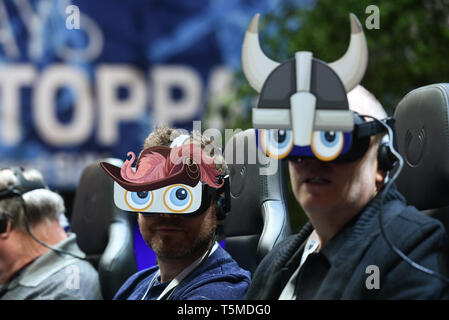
[124,190,154,212]
[259,129,294,159]
[310,131,344,161]
[163,184,194,213]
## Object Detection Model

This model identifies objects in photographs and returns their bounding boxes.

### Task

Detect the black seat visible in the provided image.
[223,129,292,273]
[394,83,449,235]
[71,159,137,300]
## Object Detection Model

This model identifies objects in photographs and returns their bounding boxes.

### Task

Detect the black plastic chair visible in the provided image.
[71,159,137,300]
[223,129,292,273]
[394,83,449,235]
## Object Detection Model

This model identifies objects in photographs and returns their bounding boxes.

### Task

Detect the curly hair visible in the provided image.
[141,126,229,175]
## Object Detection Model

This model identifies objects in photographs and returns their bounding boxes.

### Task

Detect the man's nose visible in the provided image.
[139,213,176,219]
[290,157,332,170]
[156,213,184,220]
[157,213,171,218]
[290,157,321,165]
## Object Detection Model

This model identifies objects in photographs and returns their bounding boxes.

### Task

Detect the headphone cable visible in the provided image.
[19,196,88,261]
[363,115,449,284]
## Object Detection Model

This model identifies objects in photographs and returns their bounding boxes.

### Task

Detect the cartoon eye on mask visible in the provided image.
[163,184,194,213]
[125,190,154,211]
[115,182,204,215]
[259,129,294,159]
[310,131,344,161]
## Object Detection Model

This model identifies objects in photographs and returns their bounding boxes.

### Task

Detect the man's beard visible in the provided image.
[143,214,217,260]
[150,227,215,260]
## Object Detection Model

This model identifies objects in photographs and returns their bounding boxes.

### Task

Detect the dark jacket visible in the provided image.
[246,184,449,299]
[114,245,251,300]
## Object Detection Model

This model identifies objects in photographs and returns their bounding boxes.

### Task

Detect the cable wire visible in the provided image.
[19,196,87,261]
[362,114,449,284]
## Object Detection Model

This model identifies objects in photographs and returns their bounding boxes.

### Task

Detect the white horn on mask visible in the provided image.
[328,13,368,92]
[241,14,280,93]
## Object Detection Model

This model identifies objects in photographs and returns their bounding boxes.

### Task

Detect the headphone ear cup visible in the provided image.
[215,196,228,221]
[378,143,396,171]
[0,215,8,234]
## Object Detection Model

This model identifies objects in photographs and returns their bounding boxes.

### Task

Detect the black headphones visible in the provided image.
[0,167,48,234]
[215,175,231,221]
[378,141,397,172]
[373,117,397,172]
[331,114,397,172]
[0,167,48,199]
[0,214,7,234]
[0,167,86,260]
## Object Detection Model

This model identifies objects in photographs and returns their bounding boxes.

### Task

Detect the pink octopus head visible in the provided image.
[119,143,223,188]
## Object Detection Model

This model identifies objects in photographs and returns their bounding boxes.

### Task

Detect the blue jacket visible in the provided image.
[246,184,449,299]
[114,245,251,300]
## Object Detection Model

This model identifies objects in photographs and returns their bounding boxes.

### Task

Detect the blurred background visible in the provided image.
[0,0,448,231]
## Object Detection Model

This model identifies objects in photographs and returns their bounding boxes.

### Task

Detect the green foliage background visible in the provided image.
[212,0,449,231]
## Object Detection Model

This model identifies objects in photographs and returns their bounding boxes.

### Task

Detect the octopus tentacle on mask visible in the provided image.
[119,144,223,189]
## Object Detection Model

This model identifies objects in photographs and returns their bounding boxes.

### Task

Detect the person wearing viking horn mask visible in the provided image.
[244,14,449,300]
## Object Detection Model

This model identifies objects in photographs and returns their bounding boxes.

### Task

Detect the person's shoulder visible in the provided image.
[259,231,307,266]
[20,262,102,300]
[370,187,445,239]
[62,259,102,299]
[381,185,445,231]
[113,266,158,300]
[175,246,251,300]
[183,246,250,284]
[377,201,448,254]
[181,280,249,300]
[205,245,251,280]
[273,233,300,251]
[395,203,446,235]
[226,231,301,281]
[70,257,98,277]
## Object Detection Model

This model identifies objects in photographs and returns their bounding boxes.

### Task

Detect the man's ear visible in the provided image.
[0,220,13,239]
[375,169,387,192]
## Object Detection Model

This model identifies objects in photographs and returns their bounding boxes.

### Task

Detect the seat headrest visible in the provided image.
[222,129,291,272]
[223,129,286,236]
[71,159,123,254]
[394,83,449,210]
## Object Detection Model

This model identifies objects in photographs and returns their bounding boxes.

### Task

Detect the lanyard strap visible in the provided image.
[142,242,219,300]
[157,242,218,300]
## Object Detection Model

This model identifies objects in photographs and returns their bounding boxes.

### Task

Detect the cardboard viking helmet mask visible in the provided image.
[243,13,377,161]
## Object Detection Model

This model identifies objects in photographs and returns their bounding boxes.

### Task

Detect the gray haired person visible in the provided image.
[0,167,102,300]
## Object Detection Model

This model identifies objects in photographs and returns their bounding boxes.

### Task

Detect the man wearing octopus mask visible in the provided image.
[101,127,250,300]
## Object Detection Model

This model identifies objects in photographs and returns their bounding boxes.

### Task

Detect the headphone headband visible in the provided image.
[354,116,395,139]
[0,167,48,201]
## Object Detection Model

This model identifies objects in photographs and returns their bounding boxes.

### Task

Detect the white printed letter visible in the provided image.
[365,265,380,289]
[365,5,380,30]
[0,65,36,145]
[97,65,147,145]
[65,5,80,30]
[152,65,201,126]
[33,64,94,146]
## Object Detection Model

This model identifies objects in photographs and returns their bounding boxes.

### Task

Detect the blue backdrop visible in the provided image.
[0,0,297,189]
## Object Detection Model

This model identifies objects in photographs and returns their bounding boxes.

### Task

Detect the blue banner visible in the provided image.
[0,0,289,189]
